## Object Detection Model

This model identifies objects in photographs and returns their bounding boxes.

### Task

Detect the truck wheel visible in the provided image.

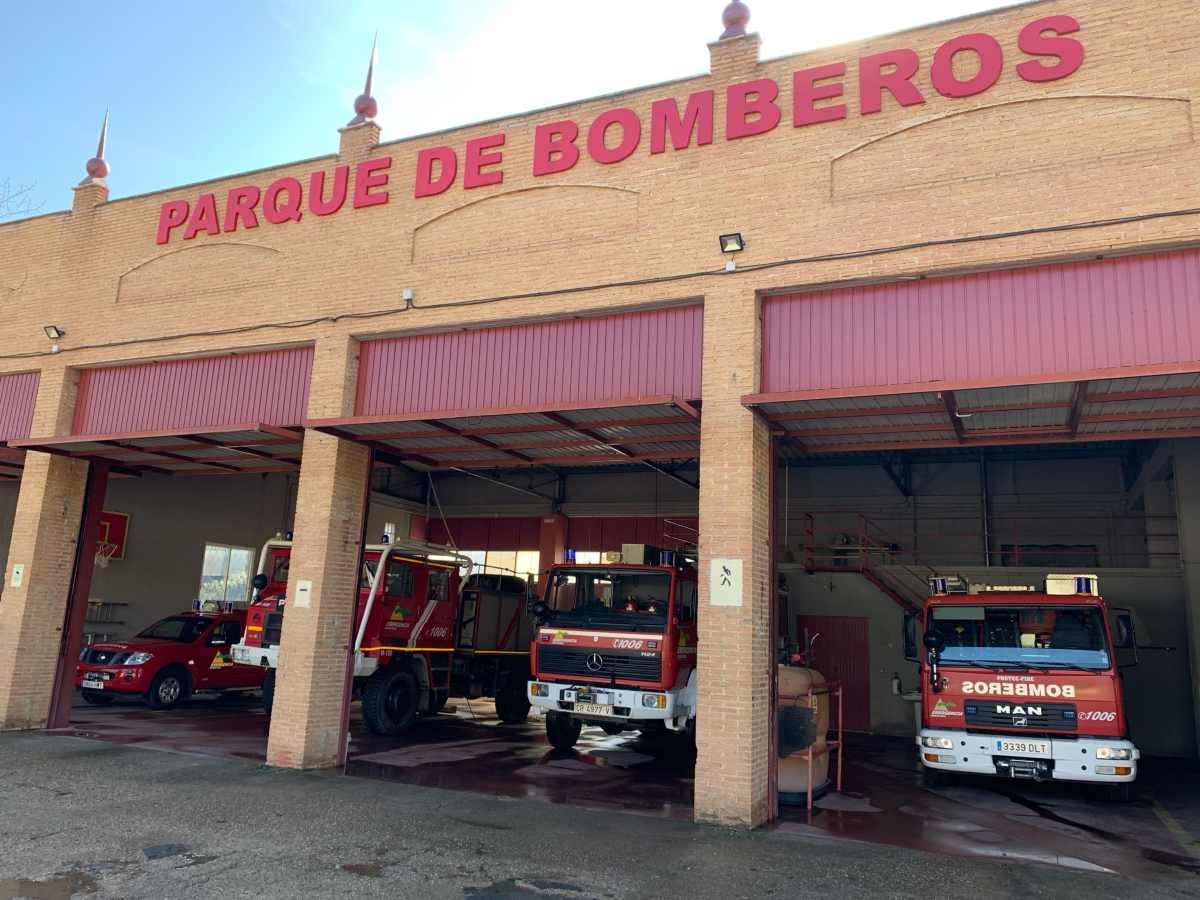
[922,768,951,790]
[419,689,449,717]
[545,711,582,751]
[147,669,190,710]
[494,685,531,725]
[1106,782,1135,803]
[81,689,115,706]
[362,667,419,736]
[600,723,626,736]
[261,669,276,716]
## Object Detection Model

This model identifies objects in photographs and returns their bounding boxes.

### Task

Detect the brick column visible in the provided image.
[338,122,381,163]
[266,334,371,768]
[1171,439,1200,753]
[694,282,774,827]
[0,367,90,729]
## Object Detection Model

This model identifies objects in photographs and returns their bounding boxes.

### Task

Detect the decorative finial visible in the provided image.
[80,109,110,186]
[720,1,750,40]
[347,33,379,127]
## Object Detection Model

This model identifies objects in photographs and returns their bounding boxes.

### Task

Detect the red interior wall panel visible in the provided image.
[0,372,39,442]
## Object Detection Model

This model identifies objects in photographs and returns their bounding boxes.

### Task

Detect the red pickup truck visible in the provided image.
[76,609,266,709]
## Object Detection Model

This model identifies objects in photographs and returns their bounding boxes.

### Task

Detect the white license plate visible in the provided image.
[82,679,104,690]
[997,739,1049,756]
[574,702,613,716]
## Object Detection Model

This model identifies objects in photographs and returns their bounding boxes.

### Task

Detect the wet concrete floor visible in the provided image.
[48,694,1200,880]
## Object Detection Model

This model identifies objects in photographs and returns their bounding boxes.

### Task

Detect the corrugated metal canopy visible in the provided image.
[9,424,304,476]
[308,396,701,471]
[749,372,1200,457]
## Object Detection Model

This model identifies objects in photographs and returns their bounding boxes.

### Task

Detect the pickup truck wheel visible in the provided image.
[147,669,190,710]
[546,711,582,751]
[495,685,531,725]
[362,667,419,736]
[81,689,115,706]
[261,669,276,715]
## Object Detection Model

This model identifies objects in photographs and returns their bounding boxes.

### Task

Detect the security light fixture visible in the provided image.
[43,325,65,340]
[719,233,746,254]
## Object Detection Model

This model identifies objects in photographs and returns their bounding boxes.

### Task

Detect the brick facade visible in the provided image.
[1,0,1199,823]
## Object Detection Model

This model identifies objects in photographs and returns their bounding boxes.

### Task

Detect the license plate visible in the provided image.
[997,739,1049,756]
[82,679,104,690]
[574,702,613,716]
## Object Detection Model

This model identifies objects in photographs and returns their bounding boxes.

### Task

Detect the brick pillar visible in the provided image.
[1171,439,1200,753]
[695,282,774,828]
[0,367,90,729]
[338,122,381,162]
[537,514,567,595]
[266,334,371,769]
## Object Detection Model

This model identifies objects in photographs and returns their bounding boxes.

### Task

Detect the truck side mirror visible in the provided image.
[923,628,945,693]
[903,611,919,662]
[529,600,552,624]
[251,573,269,598]
[1113,610,1139,668]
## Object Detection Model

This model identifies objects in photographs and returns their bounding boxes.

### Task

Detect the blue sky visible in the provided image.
[0,0,1009,219]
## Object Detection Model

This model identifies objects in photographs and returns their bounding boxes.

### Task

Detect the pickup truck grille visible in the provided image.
[537,646,662,682]
[82,648,132,665]
[965,700,1076,731]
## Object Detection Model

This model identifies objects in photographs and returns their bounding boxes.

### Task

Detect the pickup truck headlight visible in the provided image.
[921,736,954,750]
[124,652,154,666]
[1096,747,1132,760]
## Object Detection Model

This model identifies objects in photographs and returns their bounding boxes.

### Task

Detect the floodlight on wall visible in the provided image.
[719,233,746,254]
[43,325,66,340]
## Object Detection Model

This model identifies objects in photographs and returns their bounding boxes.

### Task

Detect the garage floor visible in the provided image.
[50,696,1200,879]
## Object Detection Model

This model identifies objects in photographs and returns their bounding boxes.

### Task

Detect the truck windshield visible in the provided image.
[549,568,670,631]
[137,616,214,643]
[930,605,1111,670]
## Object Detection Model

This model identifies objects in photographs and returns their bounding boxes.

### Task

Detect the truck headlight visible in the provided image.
[124,652,154,666]
[921,736,954,750]
[641,694,666,709]
[529,683,549,697]
[1096,747,1132,760]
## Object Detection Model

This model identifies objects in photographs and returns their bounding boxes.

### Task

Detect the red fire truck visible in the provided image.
[909,573,1139,795]
[527,545,699,750]
[231,536,533,734]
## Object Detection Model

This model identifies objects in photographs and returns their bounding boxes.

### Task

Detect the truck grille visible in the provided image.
[965,700,1076,731]
[537,646,662,682]
[82,649,131,665]
[263,613,283,647]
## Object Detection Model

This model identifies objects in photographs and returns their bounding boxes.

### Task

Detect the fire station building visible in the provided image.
[2,0,1200,828]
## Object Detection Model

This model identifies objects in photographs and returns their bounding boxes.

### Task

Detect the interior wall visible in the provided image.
[784,565,1195,758]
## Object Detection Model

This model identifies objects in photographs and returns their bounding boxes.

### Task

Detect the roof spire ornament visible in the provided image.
[720,1,751,40]
[347,33,379,127]
[79,109,110,186]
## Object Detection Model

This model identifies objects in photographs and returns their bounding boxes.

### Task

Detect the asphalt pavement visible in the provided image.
[1,732,1197,899]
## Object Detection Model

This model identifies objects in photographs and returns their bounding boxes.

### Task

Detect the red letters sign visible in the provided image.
[155,14,1084,241]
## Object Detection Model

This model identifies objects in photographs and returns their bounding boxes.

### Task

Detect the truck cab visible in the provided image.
[910,573,1139,792]
[527,544,699,751]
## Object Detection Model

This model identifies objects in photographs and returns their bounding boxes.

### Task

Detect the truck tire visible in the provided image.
[362,667,420,736]
[147,668,190,710]
[419,689,449,717]
[546,711,582,751]
[494,685,531,725]
[261,669,276,716]
[81,689,115,706]
[600,723,626,736]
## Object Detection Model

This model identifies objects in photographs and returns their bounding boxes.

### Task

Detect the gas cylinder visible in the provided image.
[777,664,830,802]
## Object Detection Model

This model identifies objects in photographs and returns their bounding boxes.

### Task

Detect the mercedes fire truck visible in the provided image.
[231,536,534,734]
[527,545,698,750]
[910,573,1139,795]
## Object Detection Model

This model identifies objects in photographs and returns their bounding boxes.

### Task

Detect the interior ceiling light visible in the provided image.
[43,325,66,340]
[719,233,746,254]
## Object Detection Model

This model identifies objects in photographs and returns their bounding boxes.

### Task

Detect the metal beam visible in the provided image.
[1067,381,1088,436]
[941,391,966,442]
[447,467,558,503]
[1124,440,1174,509]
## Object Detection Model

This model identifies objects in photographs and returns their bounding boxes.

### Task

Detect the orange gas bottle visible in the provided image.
[777,664,830,802]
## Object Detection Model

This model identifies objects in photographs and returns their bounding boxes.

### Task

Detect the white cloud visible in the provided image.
[368,0,1019,139]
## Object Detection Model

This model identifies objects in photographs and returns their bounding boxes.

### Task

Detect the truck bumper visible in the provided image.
[528,680,688,727]
[231,643,277,669]
[917,728,1139,783]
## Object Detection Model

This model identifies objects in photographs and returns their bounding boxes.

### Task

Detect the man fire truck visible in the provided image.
[911,573,1139,796]
[527,545,698,751]
[231,535,533,734]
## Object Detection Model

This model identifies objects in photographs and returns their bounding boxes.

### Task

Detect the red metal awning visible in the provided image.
[745,372,1200,457]
[307,396,701,471]
[9,424,304,476]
